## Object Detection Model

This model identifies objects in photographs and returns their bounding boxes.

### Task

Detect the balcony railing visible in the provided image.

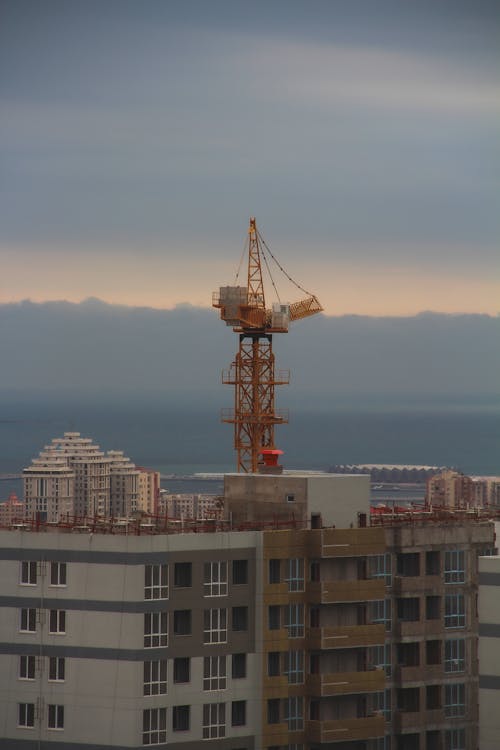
[308,578,386,603]
[306,623,386,650]
[306,669,385,697]
[306,715,385,743]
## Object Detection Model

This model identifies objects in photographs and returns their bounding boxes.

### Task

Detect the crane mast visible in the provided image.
[213,218,322,473]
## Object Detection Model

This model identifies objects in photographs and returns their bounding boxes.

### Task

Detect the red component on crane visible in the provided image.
[213,218,323,474]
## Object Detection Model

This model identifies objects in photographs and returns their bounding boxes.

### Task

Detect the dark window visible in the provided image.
[397,553,420,577]
[172,705,190,731]
[310,606,320,628]
[426,640,441,666]
[268,652,280,676]
[397,642,420,667]
[269,559,280,584]
[231,700,246,727]
[268,605,280,630]
[232,606,248,631]
[232,559,248,585]
[397,687,420,712]
[397,597,420,622]
[267,698,280,724]
[232,653,246,679]
[426,685,441,710]
[310,560,320,582]
[426,551,440,576]
[310,699,320,720]
[173,657,190,683]
[174,562,192,588]
[173,609,192,636]
[426,596,441,620]
[21,561,37,585]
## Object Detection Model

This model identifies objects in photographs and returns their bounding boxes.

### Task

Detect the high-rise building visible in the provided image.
[1,471,494,749]
[108,450,140,517]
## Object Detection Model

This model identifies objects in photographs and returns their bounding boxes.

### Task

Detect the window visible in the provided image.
[286,558,304,592]
[203,702,225,739]
[145,564,168,600]
[310,606,320,628]
[284,696,303,730]
[19,655,35,680]
[267,698,280,724]
[445,550,465,584]
[445,594,465,628]
[204,561,228,597]
[397,597,419,622]
[204,655,226,690]
[286,493,295,502]
[232,652,246,679]
[397,552,420,577]
[204,608,227,644]
[285,604,304,638]
[284,650,304,684]
[310,560,320,582]
[369,644,392,676]
[268,605,280,630]
[426,551,440,575]
[49,656,65,682]
[18,703,35,728]
[372,689,391,721]
[232,559,248,585]
[47,704,64,730]
[369,553,392,586]
[232,700,246,727]
[173,609,192,636]
[173,657,190,683]
[144,612,168,647]
[445,728,466,750]
[444,683,465,717]
[20,561,37,585]
[426,596,441,620]
[172,705,190,732]
[20,608,37,633]
[144,660,167,695]
[232,606,248,631]
[445,639,465,673]
[49,610,66,634]
[143,707,167,745]
[371,599,392,630]
[269,558,281,584]
[268,651,280,677]
[50,562,67,587]
[174,562,192,588]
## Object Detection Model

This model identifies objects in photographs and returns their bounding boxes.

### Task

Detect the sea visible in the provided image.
[0,396,499,501]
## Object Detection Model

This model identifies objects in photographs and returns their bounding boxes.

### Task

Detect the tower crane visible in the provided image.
[212,217,323,473]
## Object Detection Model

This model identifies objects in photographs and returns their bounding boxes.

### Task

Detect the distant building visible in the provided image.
[159,492,224,520]
[426,470,476,509]
[23,432,157,522]
[0,492,24,526]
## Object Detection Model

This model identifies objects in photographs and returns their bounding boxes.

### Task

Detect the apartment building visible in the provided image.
[478,550,500,750]
[0,471,494,749]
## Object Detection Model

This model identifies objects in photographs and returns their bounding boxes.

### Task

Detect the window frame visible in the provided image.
[20,608,37,633]
[49,609,66,635]
[144,612,168,648]
[19,655,36,680]
[203,561,228,597]
[18,702,35,728]
[174,561,192,588]
[444,639,465,674]
[20,561,37,586]
[47,704,64,730]
[143,660,167,696]
[144,564,168,600]
[172,705,190,732]
[231,700,246,727]
[232,559,248,585]
[203,655,227,691]
[444,683,466,718]
[232,605,248,632]
[173,609,192,636]
[445,549,466,584]
[444,594,466,629]
[232,652,246,679]
[173,657,190,684]
[48,656,65,682]
[285,603,304,638]
[50,562,67,587]
[142,707,167,745]
[203,608,227,644]
[202,702,226,739]
[283,650,304,684]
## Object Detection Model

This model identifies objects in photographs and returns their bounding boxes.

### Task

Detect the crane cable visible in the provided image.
[233,236,248,285]
[257,229,315,298]
[261,243,281,304]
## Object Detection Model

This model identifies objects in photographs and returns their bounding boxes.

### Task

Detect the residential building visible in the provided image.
[0,492,25,525]
[0,471,494,749]
[478,549,500,750]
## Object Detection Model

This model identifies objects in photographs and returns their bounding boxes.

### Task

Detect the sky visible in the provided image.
[1,0,499,316]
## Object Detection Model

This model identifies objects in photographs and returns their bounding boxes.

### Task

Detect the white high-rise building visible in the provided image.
[108,450,140,517]
[23,450,75,522]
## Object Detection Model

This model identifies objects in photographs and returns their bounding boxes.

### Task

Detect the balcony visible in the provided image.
[393,619,444,638]
[309,527,386,558]
[307,669,385,697]
[306,715,385,743]
[393,575,442,594]
[306,623,386,650]
[308,578,386,603]
[394,664,442,683]
[262,723,293,747]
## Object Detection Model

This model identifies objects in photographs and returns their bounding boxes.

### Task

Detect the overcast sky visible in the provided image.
[1,0,498,315]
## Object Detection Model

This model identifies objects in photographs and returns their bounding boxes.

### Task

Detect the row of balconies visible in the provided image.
[392,705,478,732]
[265,668,385,697]
[263,715,386,746]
